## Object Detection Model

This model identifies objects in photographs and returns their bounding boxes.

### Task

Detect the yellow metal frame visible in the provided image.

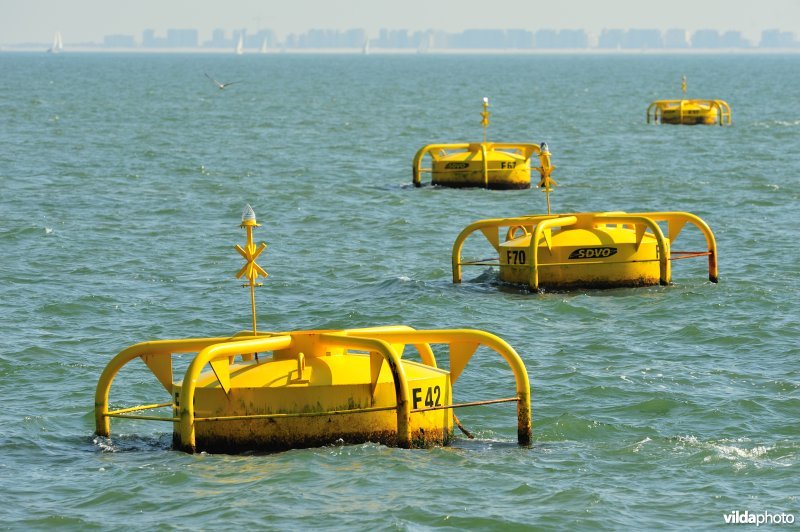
[412,142,546,188]
[646,99,732,126]
[452,211,718,291]
[95,326,532,452]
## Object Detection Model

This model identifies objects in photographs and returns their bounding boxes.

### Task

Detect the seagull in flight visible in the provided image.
[205,73,239,90]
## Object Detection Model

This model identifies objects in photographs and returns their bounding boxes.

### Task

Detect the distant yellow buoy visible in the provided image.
[95,206,532,452]
[647,75,731,126]
[413,98,554,189]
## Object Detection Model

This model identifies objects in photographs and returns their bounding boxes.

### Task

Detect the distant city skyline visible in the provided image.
[2,0,800,45]
[80,27,800,51]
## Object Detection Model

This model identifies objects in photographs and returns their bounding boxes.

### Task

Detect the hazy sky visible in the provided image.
[2,0,799,44]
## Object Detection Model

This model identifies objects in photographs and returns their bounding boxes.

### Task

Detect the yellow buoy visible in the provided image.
[413,97,554,189]
[453,211,718,291]
[95,206,532,453]
[647,76,731,126]
[451,167,719,291]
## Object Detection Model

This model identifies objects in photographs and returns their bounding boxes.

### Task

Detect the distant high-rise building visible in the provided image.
[559,29,589,48]
[664,29,689,48]
[245,30,277,50]
[720,31,750,48]
[534,29,559,48]
[376,29,411,48]
[760,29,797,47]
[284,33,299,48]
[506,29,534,49]
[203,28,231,48]
[306,29,335,48]
[341,29,367,48]
[598,29,625,49]
[142,29,159,47]
[142,29,197,48]
[452,29,507,49]
[692,29,721,48]
[623,29,662,49]
[166,29,198,48]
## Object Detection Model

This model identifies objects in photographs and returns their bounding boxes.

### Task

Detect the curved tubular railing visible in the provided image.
[627,211,718,282]
[413,143,469,187]
[451,215,559,283]
[95,336,239,437]
[528,216,579,290]
[712,100,732,125]
[177,335,294,452]
[317,333,412,448]
[412,142,541,187]
[646,102,659,124]
[590,214,671,287]
[342,325,437,367]
[346,329,531,446]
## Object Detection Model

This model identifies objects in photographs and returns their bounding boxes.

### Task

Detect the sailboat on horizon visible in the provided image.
[47,31,63,53]
[259,38,268,54]
[234,34,244,55]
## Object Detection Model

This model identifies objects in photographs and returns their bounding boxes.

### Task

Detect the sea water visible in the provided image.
[0,52,798,529]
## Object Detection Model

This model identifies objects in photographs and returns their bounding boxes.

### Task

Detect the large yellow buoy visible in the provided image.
[413,97,554,189]
[451,169,718,291]
[647,76,731,126]
[95,206,532,453]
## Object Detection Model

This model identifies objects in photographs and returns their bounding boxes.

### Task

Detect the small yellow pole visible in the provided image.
[480,97,490,143]
[681,75,687,96]
[535,142,557,215]
[235,204,268,336]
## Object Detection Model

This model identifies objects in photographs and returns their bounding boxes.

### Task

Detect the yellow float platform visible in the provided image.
[450,159,718,291]
[453,211,718,291]
[412,98,554,189]
[647,99,731,125]
[647,76,731,126]
[95,206,532,453]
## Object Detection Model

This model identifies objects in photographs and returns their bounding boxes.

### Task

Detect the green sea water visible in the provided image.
[0,52,798,529]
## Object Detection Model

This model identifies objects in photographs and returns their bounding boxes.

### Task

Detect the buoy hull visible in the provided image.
[649,99,729,126]
[432,148,531,189]
[172,354,453,452]
[660,105,718,125]
[499,226,668,289]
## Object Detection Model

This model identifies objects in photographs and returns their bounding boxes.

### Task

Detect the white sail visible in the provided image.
[48,31,63,53]
[259,38,268,53]
[235,35,244,55]
[362,39,370,55]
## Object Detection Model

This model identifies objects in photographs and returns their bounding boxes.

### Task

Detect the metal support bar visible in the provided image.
[412,396,519,413]
[105,414,179,422]
[105,402,173,416]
